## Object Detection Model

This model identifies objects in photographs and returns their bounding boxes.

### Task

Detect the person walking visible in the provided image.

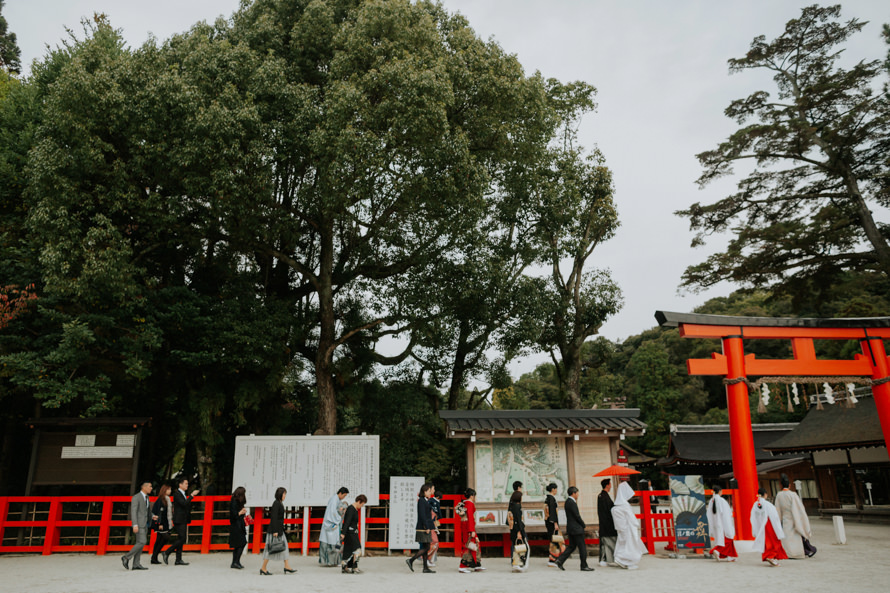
[122,481,153,571]
[507,487,528,572]
[597,479,617,566]
[706,484,737,562]
[229,486,249,569]
[340,494,367,574]
[544,483,564,567]
[260,487,297,575]
[427,485,441,567]
[150,484,173,565]
[555,486,594,572]
[774,474,815,558]
[406,483,436,574]
[458,488,484,573]
[163,477,199,566]
[320,487,349,567]
[751,488,788,567]
[611,482,647,570]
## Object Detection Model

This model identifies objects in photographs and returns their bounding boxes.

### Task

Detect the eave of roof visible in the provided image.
[655,311,890,329]
[439,409,646,437]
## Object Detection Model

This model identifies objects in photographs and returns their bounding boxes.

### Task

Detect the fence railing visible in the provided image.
[0,489,738,556]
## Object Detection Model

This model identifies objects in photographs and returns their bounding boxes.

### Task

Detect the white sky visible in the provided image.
[5,0,889,376]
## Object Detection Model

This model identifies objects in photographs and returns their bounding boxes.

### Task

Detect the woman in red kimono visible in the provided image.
[458,488,484,573]
[750,488,788,567]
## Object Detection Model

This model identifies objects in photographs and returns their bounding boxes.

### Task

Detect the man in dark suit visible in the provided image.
[163,477,199,566]
[556,486,594,571]
[597,478,618,566]
[122,481,154,570]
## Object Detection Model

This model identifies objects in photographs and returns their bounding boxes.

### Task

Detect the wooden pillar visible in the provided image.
[302,507,310,556]
[864,337,890,461]
[723,335,757,540]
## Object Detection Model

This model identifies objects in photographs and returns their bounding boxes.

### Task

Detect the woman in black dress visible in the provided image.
[150,484,172,564]
[340,494,367,574]
[259,487,297,575]
[229,486,248,569]
[406,483,436,574]
[508,490,527,571]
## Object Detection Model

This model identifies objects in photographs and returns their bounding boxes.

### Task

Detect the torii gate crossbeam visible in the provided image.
[656,312,890,540]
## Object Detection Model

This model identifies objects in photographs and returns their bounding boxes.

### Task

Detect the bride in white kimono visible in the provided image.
[611,482,648,569]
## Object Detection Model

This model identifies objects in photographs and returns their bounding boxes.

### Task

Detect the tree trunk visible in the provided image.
[315,222,338,435]
[447,321,470,410]
[195,442,216,495]
[563,342,582,409]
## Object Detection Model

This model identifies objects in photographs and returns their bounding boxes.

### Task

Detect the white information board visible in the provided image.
[232,435,379,507]
[389,476,424,550]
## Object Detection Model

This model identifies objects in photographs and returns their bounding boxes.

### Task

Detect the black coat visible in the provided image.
[597,490,617,537]
[415,497,435,530]
[564,496,586,536]
[229,496,247,549]
[341,504,361,557]
[545,494,558,525]
[172,489,193,526]
[151,498,169,532]
[268,499,285,535]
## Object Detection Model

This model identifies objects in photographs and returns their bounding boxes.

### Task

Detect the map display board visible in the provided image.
[388,476,425,550]
[670,475,709,550]
[232,435,379,507]
[473,438,569,502]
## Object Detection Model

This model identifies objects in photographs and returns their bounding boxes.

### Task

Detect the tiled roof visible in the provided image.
[657,423,798,466]
[764,395,885,453]
[439,409,646,435]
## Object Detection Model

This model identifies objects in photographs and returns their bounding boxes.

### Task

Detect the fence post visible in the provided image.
[200,497,213,554]
[640,490,655,555]
[252,507,264,554]
[302,507,310,556]
[0,497,7,549]
[97,497,114,556]
[453,511,462,557]
[43,499,62,555]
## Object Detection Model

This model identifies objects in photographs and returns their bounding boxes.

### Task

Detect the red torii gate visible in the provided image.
[655,312,890,540]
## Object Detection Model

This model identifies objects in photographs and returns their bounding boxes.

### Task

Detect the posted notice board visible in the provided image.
[232,435,379,507]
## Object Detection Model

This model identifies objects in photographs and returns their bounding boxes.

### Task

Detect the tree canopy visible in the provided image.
[678,5,890,299]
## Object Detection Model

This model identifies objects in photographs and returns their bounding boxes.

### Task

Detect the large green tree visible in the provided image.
[679,5,890,294]
[0,0,20,74]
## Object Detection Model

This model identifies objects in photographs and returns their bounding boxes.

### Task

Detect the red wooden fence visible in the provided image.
[0,490,738,556]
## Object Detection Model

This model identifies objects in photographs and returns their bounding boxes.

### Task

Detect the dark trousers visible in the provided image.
[151,531,169,561]
[556,533,588,569]
[165,524,187,560]
[232,544,245,565]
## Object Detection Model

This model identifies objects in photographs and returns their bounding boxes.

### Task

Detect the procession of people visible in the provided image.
[120,477,818,575]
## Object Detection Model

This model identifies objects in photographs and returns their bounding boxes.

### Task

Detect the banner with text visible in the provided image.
[232,435,379,507]
[388,476,425,550]
[669,475,709,550]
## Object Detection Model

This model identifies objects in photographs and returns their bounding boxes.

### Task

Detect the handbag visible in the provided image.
[267,534,287,554]
[551,533,564,544]
[802,537,817,557]
[513,537,527,554]
[244,514,254,526]
[467,540,478,552]
[415,529,432,543]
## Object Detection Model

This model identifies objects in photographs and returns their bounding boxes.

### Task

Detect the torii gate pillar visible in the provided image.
[722,335,758,540]
[656,311,890,542]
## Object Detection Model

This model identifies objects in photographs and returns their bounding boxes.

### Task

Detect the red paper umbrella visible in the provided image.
[592,464,641,477]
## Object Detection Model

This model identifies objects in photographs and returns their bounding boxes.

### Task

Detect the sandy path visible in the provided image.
[1,518,887,593]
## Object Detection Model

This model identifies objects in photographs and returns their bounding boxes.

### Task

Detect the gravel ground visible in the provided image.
[2,518,887,593]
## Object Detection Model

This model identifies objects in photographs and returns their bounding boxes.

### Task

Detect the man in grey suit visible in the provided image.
[122,482,155,570]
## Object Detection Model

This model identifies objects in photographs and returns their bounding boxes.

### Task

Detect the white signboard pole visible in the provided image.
[389,476,424,550]
[232,435,380,507]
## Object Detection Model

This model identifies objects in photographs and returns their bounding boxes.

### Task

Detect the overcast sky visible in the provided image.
[5,1,889,374]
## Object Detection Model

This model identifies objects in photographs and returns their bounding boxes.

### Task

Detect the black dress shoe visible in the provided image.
[406,558,414,572]
[174,559,189,566]
[121,556,130,570]
[284,568,297,574]
[581,566,595,571]
[150,559,162,565]
[162,551,170,565]
[132,565,149,570]
[231,563,241,569]
[422,568,435,573]
[260,569,272,575]
[557,562,565,571]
